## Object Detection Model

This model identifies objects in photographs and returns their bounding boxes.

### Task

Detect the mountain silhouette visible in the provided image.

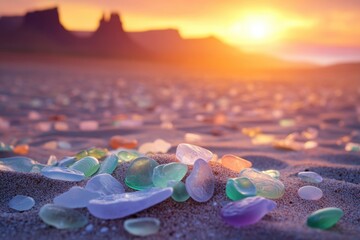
[0,7,313,71]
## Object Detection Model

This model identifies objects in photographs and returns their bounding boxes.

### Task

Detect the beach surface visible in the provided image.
[0,55,359,239]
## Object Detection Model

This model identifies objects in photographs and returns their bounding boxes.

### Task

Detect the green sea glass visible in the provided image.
[307,207,343,229]
[152,162,188,188]
[39,204,88,229]
[117,150,142,162]
[97,154,119,174]
[168,181,190,202]
[75,148,108,160]
[125,157,159,190]
[226,177,256,201]
[262,170,280,179]
[70,156,99,177]
[239,168,285,199]
[124,217,160,237]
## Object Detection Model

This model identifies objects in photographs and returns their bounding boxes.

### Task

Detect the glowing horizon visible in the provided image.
[1,0,360,64]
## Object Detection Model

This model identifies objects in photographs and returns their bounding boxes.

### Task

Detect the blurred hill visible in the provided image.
[0,7,318,72]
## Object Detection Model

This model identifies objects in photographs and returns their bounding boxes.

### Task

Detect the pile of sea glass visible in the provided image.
[0,141,343,236]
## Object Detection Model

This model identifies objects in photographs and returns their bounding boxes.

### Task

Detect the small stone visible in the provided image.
[97,154,119,175]
[85,224,94,232]
[302,128,318,140]
[79,121,99,131]
[75,148,108,160]
[345,142,360,152]
[8,195,35,211]
[307,207,343,229]
[39,204,88,229]
[226,177,256,201]
[168,181,190,202]
[152,162,188,188]
[100,227,109,233]
[185,159,214,202]
[221,196,276,227]
[176,143,213,165]
[13,144,29,155]
[54,122,69,131]
[54,186,101,208]
[298,186,323,200]
[87,187,173,219]
[116,150,142,162]
[262,170,280,179]
[28,111,41,120]
[184,133,202,143]
[221,154,252,172]
[298,171,323,183]
[109,136,138,149]
[41,166,85,182]
[138,139,171,154]
[47,155,57,166]
[273,140,302,151]
[70,156,100,177]
[0,142,13,152]
[85,173,125,196]
[242,127,261,137]
[58,141,72,150]
[42,141,58,150]
[0,157,37,172]
[125,157,159,190]
[124,217,160,237]
[239,168,285,199]
[251,134,275,145]
[58,157,76,167]
[279,119,295,127]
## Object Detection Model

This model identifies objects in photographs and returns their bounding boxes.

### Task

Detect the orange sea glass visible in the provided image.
[109,136,138,149]
[13,144,29,155]
[221,154,252,172]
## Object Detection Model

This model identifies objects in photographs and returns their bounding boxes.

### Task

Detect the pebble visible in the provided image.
[239,168,285,199]
[87,187,173,219]
[100,227,109,233]
[58,157,76,167]
[54,186,101,208]
[226,177,256,201]
[345,142,360,152]
[109,135,138,149]
[251,134,275,145]
[97,154,119,175]
[168,181,190,202]
[152,162,188,188]
[298,171,323,183]
[47,155,57,166]
[39,204,88,229]
[298,186,323,200]
[138,139,171,154]
[0,157,37,172]
[58,141,72,150]
[79,120,99,131]
[221,196,276,227]
[69,156,100,177]
[75,148,108,160]
[8,195,35,211]
[184,133,202,143]
[307,207,343,229]
[13,144,29,155]
[41,166,85,182]
[85,224,94,232]
[221,154,252,172]
[304,141,318,149]
[116,150,142,162]
[85,173,125,196]
[185,159,215,202]
[176,143,213,165]
[124,217,160,237]
[125,157,159,190]
[262,169,280,179]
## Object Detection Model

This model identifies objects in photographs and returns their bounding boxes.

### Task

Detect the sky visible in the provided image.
[1,0,360,64]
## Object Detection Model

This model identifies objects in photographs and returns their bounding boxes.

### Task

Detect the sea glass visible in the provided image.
[97,154,119,175]
[168,180,190,202]
[125,157,159,190]
[221,196,276,227]
[262,170,280,179]
[226,177,256,201]
[238,168,285,199]
[41,166,85,182]
[176,143,213,165]
[124,218,160,237]
[298,171,323,183]
[221,154,252,172]
[298,186,323,200]
[69,156,99,177]
[185,159,214,202]
[0,157,37,172]
[85,173,125,196]
[307,207,343,229]
[109,135,138,149]
[54,186,101,208]
[39,204,88,229]
[138,139,171,154]
[8,195,35,211]
[87,187,173,219]
[75,148,107,160]
[152,162,188,188]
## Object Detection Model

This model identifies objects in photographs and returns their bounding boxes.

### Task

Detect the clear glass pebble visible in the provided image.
[54,186,101,208]
[41,166,85,182]
[85,173,125,196]
[298,171,323,183]
[8,195,35,211]
[298,186,323,200]
[176,143,213,165]
[124,217,160,237]
[39,204,88,229]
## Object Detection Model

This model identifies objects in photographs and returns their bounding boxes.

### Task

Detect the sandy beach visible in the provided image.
[0,56,359,239]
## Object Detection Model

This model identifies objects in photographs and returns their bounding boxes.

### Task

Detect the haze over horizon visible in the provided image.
[1,0,360,65]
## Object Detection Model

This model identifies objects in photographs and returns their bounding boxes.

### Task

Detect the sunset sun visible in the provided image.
[247,20,271,39]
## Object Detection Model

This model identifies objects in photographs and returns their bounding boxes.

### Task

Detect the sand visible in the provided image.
[0,55,360,239]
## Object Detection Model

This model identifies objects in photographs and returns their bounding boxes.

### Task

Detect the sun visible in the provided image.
[247,20,270,39]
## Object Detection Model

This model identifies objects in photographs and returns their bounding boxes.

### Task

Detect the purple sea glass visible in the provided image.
[221,196,276,227]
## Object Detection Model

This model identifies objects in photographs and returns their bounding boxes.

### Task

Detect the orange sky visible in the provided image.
[1,0,360,64]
